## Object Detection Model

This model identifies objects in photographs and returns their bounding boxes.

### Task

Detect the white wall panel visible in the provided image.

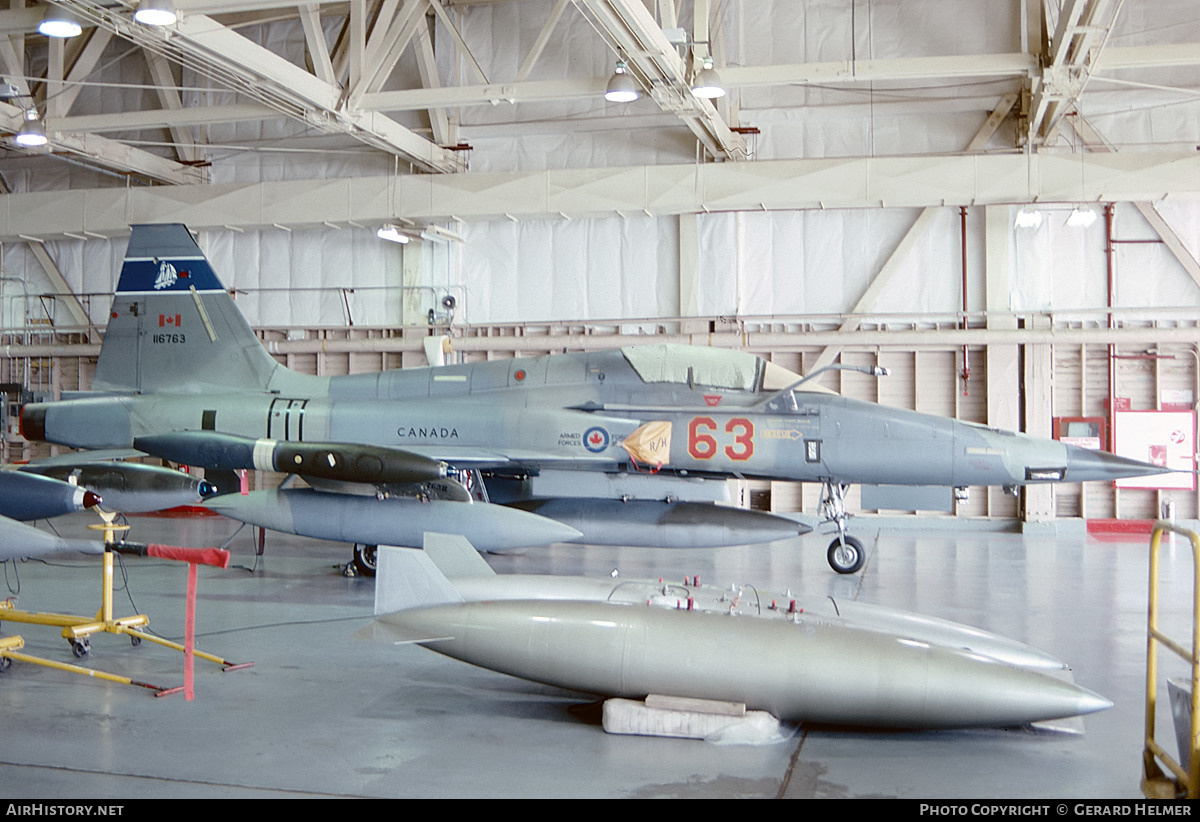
[458,215,677,323]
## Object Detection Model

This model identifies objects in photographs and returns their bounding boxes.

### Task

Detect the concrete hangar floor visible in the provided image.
[0,510,1189,799]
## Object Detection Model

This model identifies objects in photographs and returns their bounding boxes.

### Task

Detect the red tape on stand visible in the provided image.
[143,544,230,699]
[146,544,230,569]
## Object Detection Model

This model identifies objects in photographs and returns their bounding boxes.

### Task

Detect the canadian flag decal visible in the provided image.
[159,313,182,327]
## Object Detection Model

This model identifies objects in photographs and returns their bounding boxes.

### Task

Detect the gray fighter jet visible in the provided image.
[20,224,1165,573]
[361,536,1112,731]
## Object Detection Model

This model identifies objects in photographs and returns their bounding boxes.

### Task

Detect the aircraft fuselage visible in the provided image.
[26,347,1085,490]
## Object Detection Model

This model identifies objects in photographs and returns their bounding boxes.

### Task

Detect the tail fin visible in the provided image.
[92,224,292,394]
[373,539,468,616]
[422,532,496,578]
[372,533,493,615]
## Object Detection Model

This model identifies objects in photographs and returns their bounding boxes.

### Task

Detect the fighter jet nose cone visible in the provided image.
[82,491,102,509]
[197,480,218,498]
[1064,445,1171,482]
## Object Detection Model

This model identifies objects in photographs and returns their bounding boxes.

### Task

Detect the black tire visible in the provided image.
[827,535,866,574]
[353,544,378,577]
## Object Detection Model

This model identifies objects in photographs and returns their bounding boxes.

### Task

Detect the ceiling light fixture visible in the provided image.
[14,109,48,148]
[377,224,410,244]
[134,0,178,26]
[690,57,726,99]
[604,61,641,103]
[1014,207,1042,229]
[38,6,83,37]
[1066,207,1097,228]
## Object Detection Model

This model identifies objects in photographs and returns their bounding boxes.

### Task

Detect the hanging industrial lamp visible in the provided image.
[38,5,83,37]
[14,109,48,148]
[134,0,178,26]
[604,61,641,103]
[690,57,726,99]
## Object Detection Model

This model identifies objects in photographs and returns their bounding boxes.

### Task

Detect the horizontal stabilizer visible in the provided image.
[374,545,464,616]
[422,532,495,578]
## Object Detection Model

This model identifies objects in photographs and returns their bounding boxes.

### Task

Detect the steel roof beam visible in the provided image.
[54,1,462,173]
[2,148,1198,242]
[1027,0,1122,145]
[574,0,746,161]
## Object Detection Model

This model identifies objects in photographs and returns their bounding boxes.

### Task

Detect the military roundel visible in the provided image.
[583,426,610,453]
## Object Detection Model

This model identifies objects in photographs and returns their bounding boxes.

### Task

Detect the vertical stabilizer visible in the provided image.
[92,224,297,394]
[374,544,465,615]
[422,532,496,578]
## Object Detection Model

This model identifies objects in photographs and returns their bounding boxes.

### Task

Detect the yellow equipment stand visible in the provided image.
[1141,521,1200,799]
[0,512,250,695]
[0,610,166,691]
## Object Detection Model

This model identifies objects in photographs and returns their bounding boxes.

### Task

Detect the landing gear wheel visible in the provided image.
[71,639,91,658]
[353,544,378,577]
[827,535,865,575]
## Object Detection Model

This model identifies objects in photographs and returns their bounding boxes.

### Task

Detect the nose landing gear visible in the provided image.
[819,480,866,574]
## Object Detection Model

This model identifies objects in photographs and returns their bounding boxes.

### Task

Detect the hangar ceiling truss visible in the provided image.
[0,1,1194,226]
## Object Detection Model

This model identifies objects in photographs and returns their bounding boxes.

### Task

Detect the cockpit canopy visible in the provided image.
[620,344,805,393]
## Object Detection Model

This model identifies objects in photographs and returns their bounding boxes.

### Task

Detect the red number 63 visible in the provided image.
[687,416,754,461]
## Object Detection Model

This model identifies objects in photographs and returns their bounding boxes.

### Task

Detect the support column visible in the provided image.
[984,205,1020,519]
[1024,315,1057,526]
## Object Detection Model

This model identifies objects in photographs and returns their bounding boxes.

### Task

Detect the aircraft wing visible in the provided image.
[134,431,619,485]
[392,444,619,470]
